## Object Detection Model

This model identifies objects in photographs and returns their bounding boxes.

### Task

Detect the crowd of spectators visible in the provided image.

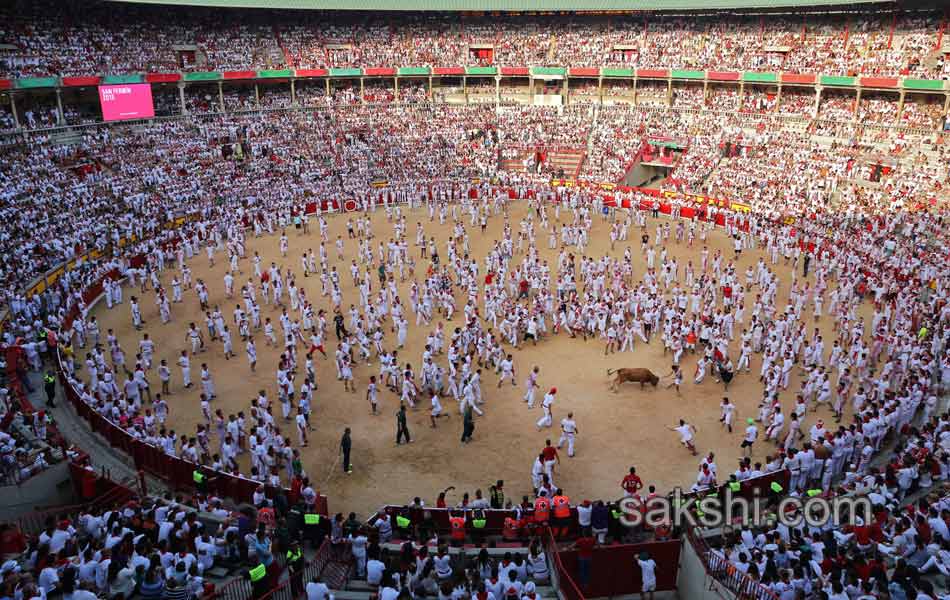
[2,3,949,78]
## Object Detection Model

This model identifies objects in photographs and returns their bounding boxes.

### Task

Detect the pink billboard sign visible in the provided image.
[98,83,155,121]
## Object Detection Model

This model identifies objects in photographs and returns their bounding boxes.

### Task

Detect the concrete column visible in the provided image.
[776,83,783,110]
[896,89,906,121]
[814,85,822,119]
[325,78,330,97]
[9,92,20,129]
[562,77,569,105]
[739,81,745,110]
[217,81,224,113]
[666,78,672,106]
[853,88,861,122]
[495,75,500,108]
[703,78,708,105]
[359,77,365,103]
[428,76,433,100]
[598,76,603,105]
[632,77,638,106]
[55,88,64,124]
[394,77,399,102]
[178,82,186,114]
[255,84,260,109]
[290,79,296,105]
[944,93,950,121]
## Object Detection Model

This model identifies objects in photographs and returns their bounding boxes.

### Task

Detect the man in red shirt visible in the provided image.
[541,441,559,481]
[572,530,596,589]
[621,466,643,498]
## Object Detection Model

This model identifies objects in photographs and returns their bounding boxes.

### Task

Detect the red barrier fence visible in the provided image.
[56,273,328,513]
[544,527,586,600]
[551,530,681,598]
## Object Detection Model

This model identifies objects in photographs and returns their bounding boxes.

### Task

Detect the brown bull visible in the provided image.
[607,368,659,392]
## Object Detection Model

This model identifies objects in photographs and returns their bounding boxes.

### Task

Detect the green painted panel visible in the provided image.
[258,69,293,78]
[17,77,59,89]
[601,68,634,78]
[465,66,497,76]
[820,75,856,86]
[742,72,778,83]
[103,74,144,84]
[398,67,431,76]
[184,71,222,81]
[671,69,704,80]
[902,78,945,91]
[531,67,567,76]
[329,68,362,77]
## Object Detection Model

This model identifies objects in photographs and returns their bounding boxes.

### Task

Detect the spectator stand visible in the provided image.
[11,461,139,536]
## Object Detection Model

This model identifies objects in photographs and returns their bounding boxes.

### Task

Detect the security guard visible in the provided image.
[471,509,487,543]
[247,562,269,599]
[286,541,305,597]
[395,510,412,538]
[302,511,321,544]
[193,466,209,494]
[43,371,56,408]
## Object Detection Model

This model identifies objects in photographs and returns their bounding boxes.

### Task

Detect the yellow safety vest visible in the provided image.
[249,564,266,582]
[770,482,783,493]
[396,515,411,528]
[304,514,320,525]
[728,481,741,492]
[193,471,205,484]
[472,519,487,529]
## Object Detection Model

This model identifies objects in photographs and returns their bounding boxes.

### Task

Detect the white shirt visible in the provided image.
[306,581,331,600]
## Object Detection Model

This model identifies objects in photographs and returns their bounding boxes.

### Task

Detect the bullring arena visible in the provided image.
[1,1,950,600]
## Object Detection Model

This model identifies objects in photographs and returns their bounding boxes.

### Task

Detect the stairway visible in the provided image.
[546,33,558,63]
[500,148,533,173]
[273,25,293,67]
[547,149,586,179]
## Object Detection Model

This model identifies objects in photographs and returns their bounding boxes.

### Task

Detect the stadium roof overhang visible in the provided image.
[105,0,894,11]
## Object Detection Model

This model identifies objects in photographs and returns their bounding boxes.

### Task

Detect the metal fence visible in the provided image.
[685,526,780,600]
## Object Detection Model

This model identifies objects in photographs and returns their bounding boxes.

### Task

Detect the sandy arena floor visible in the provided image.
[89,204,859,517]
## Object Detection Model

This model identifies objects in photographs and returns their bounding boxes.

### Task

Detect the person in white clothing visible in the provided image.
[557,412,578,457]
[537,388,556,430]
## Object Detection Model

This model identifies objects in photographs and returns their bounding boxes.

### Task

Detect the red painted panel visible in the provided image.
[637,69,669,78]
[781,73,816,84]
[433,67,465,76]
[569,67,599,77]
[294,69,329,77]
[364,67,396,76]
[223,71,256,80]
[501,67,529,76]
[860,76,898,88]
[707,71,739,81]
[62,76,101,86]
[0,79,11,90]
[145,73,182,83]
